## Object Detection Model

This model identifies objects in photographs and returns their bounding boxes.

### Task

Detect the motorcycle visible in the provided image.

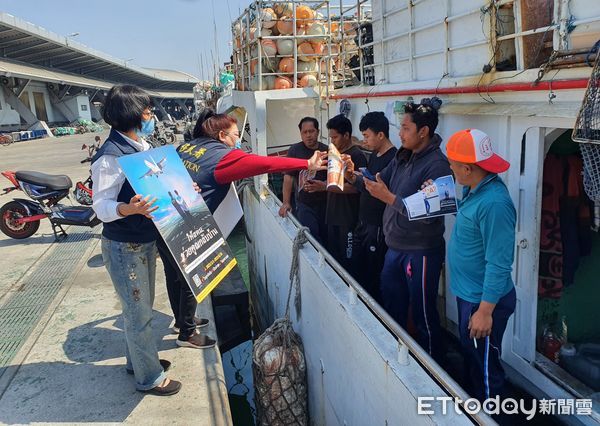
[1,170,100,240]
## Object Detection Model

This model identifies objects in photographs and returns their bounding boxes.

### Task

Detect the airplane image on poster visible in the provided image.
[139,156,166,179]
[119,146,236,303]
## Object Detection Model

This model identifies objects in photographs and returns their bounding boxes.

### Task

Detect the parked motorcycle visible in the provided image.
[1,170,100,240]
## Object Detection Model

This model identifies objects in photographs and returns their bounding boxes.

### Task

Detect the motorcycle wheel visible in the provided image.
[158,138,167,146]
[168,134,176,144]
[0,201,40,239]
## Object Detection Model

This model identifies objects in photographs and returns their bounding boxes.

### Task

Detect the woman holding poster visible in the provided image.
[156,110,327,350]
[91,85,181,396]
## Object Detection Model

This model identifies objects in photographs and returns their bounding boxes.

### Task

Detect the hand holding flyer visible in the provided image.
[402,175,458,220]
[327,143,345,191]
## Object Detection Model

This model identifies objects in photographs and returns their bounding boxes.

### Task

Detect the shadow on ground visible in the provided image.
[0,311,175,424]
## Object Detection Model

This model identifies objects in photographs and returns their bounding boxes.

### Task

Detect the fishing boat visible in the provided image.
[220,0,600,423]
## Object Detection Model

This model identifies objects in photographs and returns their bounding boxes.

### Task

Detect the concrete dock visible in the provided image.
[0,133,232,425]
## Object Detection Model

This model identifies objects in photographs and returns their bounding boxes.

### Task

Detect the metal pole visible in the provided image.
[293,0,298,87]
[257,0,263,90]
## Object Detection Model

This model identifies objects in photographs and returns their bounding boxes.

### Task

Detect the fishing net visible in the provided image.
[252,228,308,426]
[573,49,600,202]
[253,318,307,425]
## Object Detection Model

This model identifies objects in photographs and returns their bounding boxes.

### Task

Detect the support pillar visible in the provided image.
[175,99,191,116]
[47,84,78,123]
[152,98,171,121]
[1,84,38,126]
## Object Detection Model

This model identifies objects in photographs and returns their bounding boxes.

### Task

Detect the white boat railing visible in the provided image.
[261,184,494,425]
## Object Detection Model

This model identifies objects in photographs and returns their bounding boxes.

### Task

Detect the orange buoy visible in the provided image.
[249,27,257,40]
[274,76,293,89]
[296,5,314,24]
[299,74,317,88]
[311,42,325,55]
[274,2,293,17]
[297,42,315,61]
[278,57,295,73]
[261,8,277,29]
[276,19,294,35]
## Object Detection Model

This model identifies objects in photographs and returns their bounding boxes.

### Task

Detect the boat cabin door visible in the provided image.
[509,126,547,362]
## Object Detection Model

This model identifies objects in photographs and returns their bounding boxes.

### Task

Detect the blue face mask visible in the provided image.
[136,118,155,138]
[234,140,242,149]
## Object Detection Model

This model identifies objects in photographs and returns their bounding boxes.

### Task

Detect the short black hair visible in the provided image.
[102,85,152,132]
[403,97,442,138]
[326,114,352,137]
[298,116,319,131]
[359,111,389,138]
[192,108,215,138]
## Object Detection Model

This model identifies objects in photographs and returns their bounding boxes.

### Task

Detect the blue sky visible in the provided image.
[2,0,251,79]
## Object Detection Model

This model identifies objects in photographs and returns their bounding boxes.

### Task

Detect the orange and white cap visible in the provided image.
[446,129,510,174]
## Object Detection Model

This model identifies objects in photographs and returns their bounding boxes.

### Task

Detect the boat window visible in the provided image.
[493,0,554,71]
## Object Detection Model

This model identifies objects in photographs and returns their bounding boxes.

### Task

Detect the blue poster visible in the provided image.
[118,146,237,303]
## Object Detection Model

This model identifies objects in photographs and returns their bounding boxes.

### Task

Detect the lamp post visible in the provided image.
[124,58,134,67]
[65,32,79,46]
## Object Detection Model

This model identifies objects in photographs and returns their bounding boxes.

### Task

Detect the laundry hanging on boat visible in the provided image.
[539,153,592,298]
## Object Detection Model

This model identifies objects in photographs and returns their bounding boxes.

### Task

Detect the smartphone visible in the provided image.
[359,167,376,181]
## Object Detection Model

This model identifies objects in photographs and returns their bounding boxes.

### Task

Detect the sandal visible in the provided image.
[139,378,182,396]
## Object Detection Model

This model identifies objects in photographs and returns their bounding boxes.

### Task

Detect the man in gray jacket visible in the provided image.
[345,99,450,362]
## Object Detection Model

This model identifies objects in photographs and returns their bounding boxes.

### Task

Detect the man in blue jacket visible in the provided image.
[446,129,516,402]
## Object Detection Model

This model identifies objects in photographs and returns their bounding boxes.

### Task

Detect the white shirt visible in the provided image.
[91,132,151,223]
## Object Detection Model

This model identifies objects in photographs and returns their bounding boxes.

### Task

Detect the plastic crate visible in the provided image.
[19,131,31,141]
[32,129,47,138]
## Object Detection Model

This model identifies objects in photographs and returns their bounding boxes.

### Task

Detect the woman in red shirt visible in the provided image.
[158,111,326,349]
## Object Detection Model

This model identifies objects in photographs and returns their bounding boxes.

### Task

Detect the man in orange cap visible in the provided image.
[445,129,516,402]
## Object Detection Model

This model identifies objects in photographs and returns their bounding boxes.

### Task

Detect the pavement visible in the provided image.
[0,133,232,425]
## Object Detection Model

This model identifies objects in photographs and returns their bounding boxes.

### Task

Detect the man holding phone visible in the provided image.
[279,117,328,243]
[346,112,396,300]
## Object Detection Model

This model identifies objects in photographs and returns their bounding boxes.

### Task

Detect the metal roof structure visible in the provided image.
[0,13,198,96]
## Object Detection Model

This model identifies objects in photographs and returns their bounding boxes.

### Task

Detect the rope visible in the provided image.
[285,226,309,319]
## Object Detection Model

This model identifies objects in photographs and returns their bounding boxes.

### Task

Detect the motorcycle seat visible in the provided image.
[15,171,72,191]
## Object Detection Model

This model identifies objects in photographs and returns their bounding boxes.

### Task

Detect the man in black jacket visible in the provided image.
[345,99,449,362]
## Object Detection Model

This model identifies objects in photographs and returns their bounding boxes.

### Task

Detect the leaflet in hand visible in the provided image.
[298,169,316,193]
[402,175,457,221]
[327,143,344,191]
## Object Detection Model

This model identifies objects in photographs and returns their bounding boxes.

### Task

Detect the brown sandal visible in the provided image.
[139,378,182,396]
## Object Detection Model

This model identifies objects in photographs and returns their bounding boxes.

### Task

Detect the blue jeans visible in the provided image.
[295,201,327,245]
[101,237,166,390]
[380,248,444,362]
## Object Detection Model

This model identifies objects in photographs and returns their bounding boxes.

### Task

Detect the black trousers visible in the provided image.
[156,237,197,340]
[326,224,355,272]
[351,221,387,302]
